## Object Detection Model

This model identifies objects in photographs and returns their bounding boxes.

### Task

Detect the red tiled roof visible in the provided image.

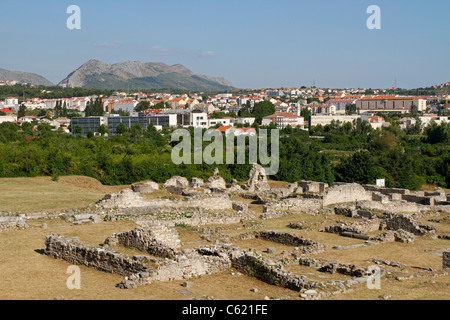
[215,126,232,132]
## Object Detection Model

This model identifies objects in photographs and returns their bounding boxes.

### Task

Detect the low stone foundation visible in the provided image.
[381,213,437,236]
[298,258,367,277]
[105,224,181,258]
[118,247,233,289]
[324,219,380,235]
[443,252,450,269]
[230,251,313,291]
[256,231,326,255]
[45,234,149,277]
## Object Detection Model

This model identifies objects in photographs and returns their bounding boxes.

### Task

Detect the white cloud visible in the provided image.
[198,51,217,58]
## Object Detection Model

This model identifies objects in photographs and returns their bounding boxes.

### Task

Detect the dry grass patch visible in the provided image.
[0,176,126,213]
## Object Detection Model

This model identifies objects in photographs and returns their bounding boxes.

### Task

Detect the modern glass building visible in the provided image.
[71,113,177,135]
[107,116,140,134]
[71,117,107,135]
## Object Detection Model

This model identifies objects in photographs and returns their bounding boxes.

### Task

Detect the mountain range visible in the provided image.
[0,68,54,86]
[0,60,234,91]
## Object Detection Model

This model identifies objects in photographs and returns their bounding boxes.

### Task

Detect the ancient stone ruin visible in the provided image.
[9,162,448,300]
[105,223,181,258]
[244,164,271,192]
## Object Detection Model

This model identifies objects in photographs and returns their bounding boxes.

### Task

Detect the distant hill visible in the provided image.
[58,59,234,91]
[0,68,54,86]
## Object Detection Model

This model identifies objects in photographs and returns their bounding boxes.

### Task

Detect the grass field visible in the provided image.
[0,176,128,213]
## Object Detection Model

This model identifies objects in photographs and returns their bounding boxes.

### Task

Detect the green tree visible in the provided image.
[116,122,128,135]
[135,101,150,112]
[335,151,386,185]
[18,103,27,118]
[62,102,68,117]
[425,122,449,144]
[300,108,311,119]
[130,123,143,137]
[410,104,419,117]
[98,124,110,136]
[74,125,83,135]
[154,101,170,109]
[145,122,166,147]
[252,101,276,124]
[345,103,357,115]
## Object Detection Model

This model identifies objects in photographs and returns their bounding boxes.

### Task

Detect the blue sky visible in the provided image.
[0,0,448,89]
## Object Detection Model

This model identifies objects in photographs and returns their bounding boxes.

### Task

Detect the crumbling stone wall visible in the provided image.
[256,231,326,254]
[298,258,366,277]
[381,213,436,236]
[105,224,181,258]
[163,176,189,189]
[229,250,313,291]
[207,168,227,189]
[45,234,149,277]
[118,246,234,289]
[263,197,322,213]
[297,181,328,194]
[324,219,380,235]
[244,163,271,192]
[0,216,29,232]
[444,252,450,269]
[131,181,159,193]
[371,230,415,244]
[322,183,372,207]
[98,190,233,211]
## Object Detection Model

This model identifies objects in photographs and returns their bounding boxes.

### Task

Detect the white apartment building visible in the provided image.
[112,99,139,113]
[419,115,450,127]
[5,98,18,106]
[230,117,256,126]
[190,111,209,128]
[310,115,361,127]
[262,112,305,129]
[0,116,17,123]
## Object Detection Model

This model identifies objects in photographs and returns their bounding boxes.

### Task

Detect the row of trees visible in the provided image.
[0,117,449,189]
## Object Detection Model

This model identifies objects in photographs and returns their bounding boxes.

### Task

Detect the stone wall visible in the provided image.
[45,234,149,277]
[444,252,450,269]
[0,216,29,232]
[256,231,326,255]
[97,190,233,211]
[381,213,436,236]
[297,181,329,194]
[371,230,415,244]
[298,258,367,277]
[322,183,372,207]
[263,197,322,213]
[118,246,234,289]
[131,181,159,193]
[229,250,313,291]
[105,224,181,258]
[324,219,381,235]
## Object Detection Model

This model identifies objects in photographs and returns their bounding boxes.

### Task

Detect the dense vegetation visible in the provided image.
[0,117,448,190]
[0,84,113,101]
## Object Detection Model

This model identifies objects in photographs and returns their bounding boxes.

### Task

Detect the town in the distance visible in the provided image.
[0,80,449,136]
